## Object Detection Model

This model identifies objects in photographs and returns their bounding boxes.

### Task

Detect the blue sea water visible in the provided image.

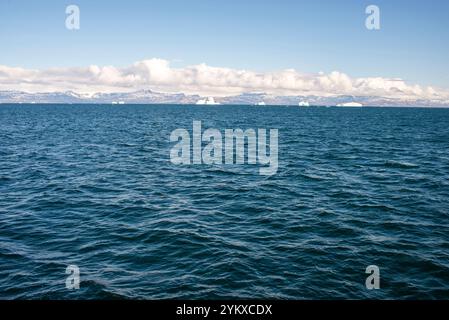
[0,104,449,299]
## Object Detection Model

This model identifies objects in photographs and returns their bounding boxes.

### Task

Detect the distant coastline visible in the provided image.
[2,103,449,109]
[1,89,448,108]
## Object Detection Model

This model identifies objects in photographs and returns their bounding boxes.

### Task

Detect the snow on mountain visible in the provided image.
[0,90,448,107]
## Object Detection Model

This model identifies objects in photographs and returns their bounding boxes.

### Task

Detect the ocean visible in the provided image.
[0,104,448,299]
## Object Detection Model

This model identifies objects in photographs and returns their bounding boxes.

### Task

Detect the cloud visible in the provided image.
[0,58,448,101]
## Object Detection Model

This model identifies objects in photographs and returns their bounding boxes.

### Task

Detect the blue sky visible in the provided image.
[0,0,448,91]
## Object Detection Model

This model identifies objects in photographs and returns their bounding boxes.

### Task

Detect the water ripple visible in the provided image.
[1,105,449,299]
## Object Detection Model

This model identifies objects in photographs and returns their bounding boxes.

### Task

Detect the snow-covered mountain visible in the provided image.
[0,90,201,104]
[0,90,448,107]
[219,93,449,107]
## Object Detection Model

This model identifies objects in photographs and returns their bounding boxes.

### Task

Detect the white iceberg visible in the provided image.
[196,97,220,105]
[336,102,363,107]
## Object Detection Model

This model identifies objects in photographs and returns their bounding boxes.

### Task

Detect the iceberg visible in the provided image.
[196,97,220,105]
[336,102,363,107]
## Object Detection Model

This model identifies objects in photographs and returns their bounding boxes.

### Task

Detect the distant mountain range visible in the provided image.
[0,90,448,107]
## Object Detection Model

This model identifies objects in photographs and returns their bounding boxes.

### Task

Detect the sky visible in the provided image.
[0,0,448,99]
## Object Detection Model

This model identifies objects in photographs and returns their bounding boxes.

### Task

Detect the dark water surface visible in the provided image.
[1,104,449,299]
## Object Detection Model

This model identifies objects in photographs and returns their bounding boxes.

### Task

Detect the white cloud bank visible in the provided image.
[0,58,448,101]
